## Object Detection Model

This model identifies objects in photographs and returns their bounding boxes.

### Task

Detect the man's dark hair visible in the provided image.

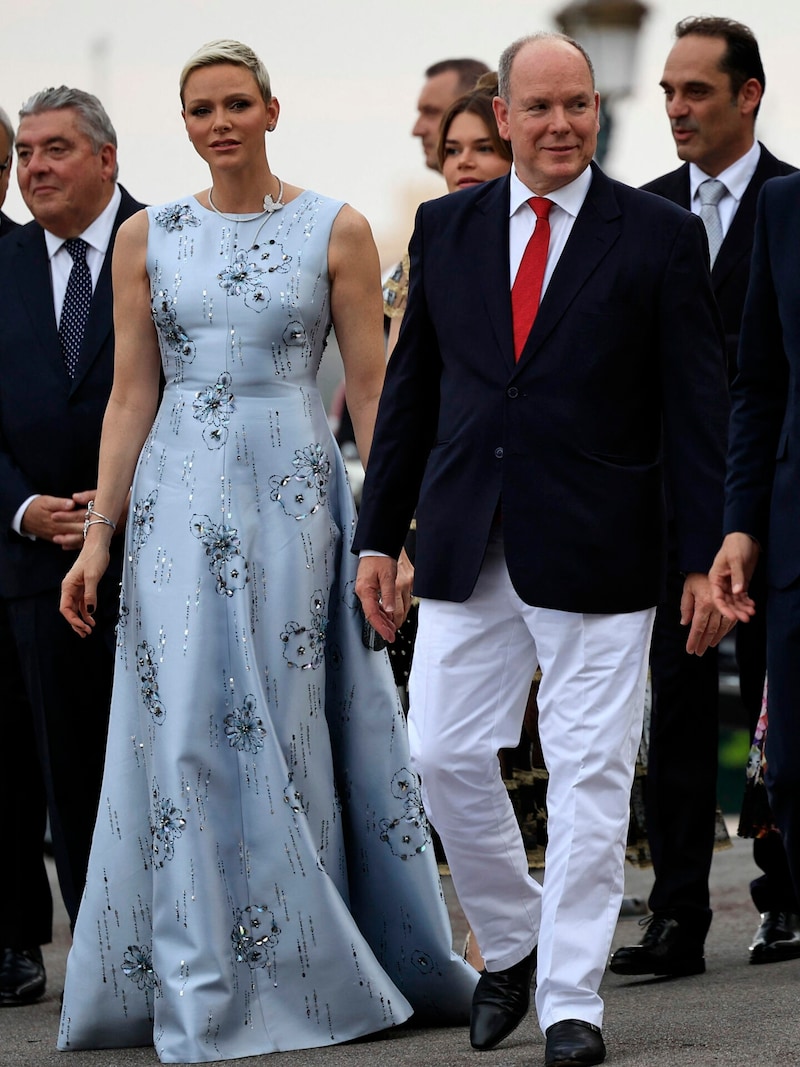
[425,58,490,95]
[675,16,765,116]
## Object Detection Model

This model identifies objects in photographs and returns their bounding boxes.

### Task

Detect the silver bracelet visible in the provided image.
[83,500,117,540]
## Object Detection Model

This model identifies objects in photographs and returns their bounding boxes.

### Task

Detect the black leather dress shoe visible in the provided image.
[470,945,537,1050]
[608,914,705,976]
[749,911,800,964]
[0,947,46,1006]
[545,1019,606,1067]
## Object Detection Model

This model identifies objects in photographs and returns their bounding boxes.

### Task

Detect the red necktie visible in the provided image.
[511,197,553,360]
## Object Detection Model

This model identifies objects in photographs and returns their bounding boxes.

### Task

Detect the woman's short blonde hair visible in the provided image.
[180,40,272,106]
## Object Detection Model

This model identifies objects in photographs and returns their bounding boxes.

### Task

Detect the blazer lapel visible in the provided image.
[712,145,781,289]
[516,163,622,366]
[473,176,515,373]
[71,248,113,391]
[71,189,141,391]
[14,226,61,359]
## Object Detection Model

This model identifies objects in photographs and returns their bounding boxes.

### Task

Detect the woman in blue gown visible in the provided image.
[58,39,476,1064]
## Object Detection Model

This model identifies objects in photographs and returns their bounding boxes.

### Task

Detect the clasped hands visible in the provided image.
[21,490,98,550]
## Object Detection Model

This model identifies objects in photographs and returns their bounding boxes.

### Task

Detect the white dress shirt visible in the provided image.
[688,140,760,240]
[508,165,592,293]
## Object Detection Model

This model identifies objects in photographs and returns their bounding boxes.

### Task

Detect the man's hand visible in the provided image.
[395,548,414,629]
[21,495,84,549]
[681,571,736,655]
[708,532,759,623]
[355,556,399,643]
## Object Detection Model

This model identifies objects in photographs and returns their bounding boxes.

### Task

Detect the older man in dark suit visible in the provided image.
[354,32,730,1067]
[0,87,143,1005]
[611,16,798,980]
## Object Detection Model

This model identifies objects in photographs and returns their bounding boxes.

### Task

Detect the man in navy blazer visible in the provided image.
[355,32,730,1067]
[710,168,800,974]
[612,16,798,979]
[0,86,142,1004]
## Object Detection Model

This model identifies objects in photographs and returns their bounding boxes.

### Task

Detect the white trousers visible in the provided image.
[408,538,655,1031]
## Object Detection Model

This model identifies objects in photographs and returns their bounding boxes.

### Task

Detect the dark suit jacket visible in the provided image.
[724,171,800,591]
[354,163,729,615]
[642,144,796,381]
[0,210,19,238]
[0,185,144,598]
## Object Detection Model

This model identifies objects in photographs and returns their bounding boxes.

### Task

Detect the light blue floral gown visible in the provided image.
[58,193,476,1063]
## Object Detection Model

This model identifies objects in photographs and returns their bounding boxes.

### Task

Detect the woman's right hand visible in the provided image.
[60,539,112,637]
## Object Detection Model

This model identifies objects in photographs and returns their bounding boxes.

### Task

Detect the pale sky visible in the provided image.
[3,0,799,267]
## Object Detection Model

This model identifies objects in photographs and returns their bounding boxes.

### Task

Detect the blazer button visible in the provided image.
[507,387,519,398]
[494,447,504,459]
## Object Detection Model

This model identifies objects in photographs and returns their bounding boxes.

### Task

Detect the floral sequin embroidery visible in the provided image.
[150,786,186,867]
[255,238,292,275]
[269,443,331,520]
[152,290,196,377]
[218,251,270,312]
[192,371,235,450]
[130,490,158,558]
[379,767,430,860]
[280,589,326,670]
[121,945,159,991]
[191,515,248,596]
[231,905,281,968]
[137,641,166,724]
[224,694,266,754]
[154,203,201,232]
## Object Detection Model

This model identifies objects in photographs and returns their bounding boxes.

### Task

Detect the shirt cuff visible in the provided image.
[12,495,39,540]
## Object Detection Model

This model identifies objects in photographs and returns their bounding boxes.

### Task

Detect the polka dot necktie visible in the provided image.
[511,197,553,361]
[59,238,92,377]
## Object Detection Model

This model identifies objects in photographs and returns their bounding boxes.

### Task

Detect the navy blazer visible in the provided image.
[0,210,19,239]
[0,186,144,598]
[354,164,729,614]
[642,145,796,380]
[724,171,800,591]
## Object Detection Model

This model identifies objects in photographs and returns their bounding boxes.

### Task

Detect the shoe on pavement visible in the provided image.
[545,1019,606,1067]
[608,914,705,977]
[0,947,46,1006]
[749,911,800,964]
[470,944,537,1050]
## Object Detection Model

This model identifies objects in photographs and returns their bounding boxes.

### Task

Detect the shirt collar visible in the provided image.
[44,184,122,262]
[689,141,761,205]
[508,164,593,219]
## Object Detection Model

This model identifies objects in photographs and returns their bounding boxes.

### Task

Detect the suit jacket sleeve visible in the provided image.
[723,179,790,546]
[353,206,442,557]
[657,208,730,575]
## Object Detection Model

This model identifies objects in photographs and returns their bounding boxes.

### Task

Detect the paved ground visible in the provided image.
[3,832,798,1067]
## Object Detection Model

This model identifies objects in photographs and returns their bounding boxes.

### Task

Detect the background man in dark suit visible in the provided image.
[354,32,730,1067]
[0,87,142,1005]
[412,57,490,171]
[709,168,800,963]
[611,16,798,980]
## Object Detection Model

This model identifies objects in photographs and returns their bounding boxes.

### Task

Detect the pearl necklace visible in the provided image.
[207,177,285,220]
